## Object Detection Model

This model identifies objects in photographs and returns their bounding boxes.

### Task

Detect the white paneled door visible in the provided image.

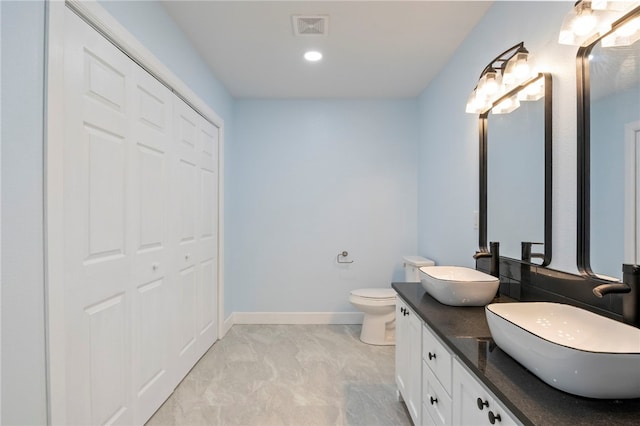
[62,9,219,425]
[129,66,174,424]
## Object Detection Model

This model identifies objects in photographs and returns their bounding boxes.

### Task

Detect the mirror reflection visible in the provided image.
[487,87,546,263]
[589,31,640,280]
[480,74,551,265]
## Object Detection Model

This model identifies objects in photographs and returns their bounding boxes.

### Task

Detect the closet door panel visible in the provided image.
[197,120,219,354]
[199,121,218,174]
[198,257,217,349]
[174,101,199,254]
[178,159,198,244]
[63,10,133,426]
[172,98,201,379]
[130,66,174,423]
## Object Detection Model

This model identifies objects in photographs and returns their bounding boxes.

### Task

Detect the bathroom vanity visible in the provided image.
[393,282,640,426]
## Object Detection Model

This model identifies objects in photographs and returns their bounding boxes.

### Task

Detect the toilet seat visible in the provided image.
[350,288,396,300]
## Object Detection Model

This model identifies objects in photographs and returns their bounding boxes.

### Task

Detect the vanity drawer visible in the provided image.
[422,362,453,426]
[422,324,452,393]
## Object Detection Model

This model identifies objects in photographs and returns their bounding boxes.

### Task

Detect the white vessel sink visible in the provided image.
[486,302,640,399]
[418,266,499,306]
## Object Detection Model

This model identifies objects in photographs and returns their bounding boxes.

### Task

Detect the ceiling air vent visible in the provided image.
[292,15,329,36]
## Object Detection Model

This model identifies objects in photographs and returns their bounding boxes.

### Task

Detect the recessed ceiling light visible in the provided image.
[304,51,322,62]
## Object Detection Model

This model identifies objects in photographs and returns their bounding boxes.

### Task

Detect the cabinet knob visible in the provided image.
[476,398,489,410]
[152,263,159,271]
[428,352,436,360]
[404,310,409,316]
[488,411,502,424]
[430,396,438,405]
[185,253,191,260]
[400,307,406,314]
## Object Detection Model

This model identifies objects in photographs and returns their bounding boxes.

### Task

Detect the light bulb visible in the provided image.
[466,90,490,114]
[513,59,529,80]
[481,71,501,97]
[572,9,597,36]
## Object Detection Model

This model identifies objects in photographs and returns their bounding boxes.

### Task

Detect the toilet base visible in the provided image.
[359,312,396,346]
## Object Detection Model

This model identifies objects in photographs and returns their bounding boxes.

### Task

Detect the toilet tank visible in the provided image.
[403,256,435,282]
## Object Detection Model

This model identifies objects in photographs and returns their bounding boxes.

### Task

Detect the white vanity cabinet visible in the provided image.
[452,360,520,425]
[396,298,423,425]
[395,295,523,426]
[421,324,453,425]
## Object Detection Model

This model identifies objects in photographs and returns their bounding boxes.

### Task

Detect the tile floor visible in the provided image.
[146,324,412,426]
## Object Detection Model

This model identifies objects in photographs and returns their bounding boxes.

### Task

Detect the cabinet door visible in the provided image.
[395,299,422,425]
[395,300,409,397]
[453,360,520,426]
[406,305,423,425]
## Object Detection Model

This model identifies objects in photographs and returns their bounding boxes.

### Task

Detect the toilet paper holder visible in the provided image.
[337,251,354,264]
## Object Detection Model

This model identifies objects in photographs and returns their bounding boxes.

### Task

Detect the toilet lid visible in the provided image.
[350,288,396,299]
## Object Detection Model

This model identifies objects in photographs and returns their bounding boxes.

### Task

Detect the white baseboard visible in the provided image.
[221,313,235,337]
[230,312,364,325]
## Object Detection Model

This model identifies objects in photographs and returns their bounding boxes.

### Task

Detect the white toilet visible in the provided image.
[349,256,435,345]
[349,288,397,345]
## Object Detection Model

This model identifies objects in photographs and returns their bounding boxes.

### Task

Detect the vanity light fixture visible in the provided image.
[465,42,536,114]
[558,0,640,46]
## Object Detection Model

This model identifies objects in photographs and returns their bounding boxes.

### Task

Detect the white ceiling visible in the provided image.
[161,1,493,98]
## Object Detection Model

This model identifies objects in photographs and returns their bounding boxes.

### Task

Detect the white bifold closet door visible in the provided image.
[62,9,218,425]
[172,100,219,383]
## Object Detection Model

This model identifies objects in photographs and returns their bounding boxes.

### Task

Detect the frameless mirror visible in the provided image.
[578,8,640,281]
[480,74,552,265]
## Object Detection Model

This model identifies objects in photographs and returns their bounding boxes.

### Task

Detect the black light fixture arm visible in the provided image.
[476,41,527,81]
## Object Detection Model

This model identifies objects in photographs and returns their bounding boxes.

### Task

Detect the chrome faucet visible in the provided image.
[473,241,500,279]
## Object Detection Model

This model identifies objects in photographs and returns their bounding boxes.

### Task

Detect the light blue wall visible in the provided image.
[417,1,579,272]
[229,100,418,312]
[1,2,48,424]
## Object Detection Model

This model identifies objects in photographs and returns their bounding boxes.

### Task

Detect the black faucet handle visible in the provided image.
[489,241,500,253]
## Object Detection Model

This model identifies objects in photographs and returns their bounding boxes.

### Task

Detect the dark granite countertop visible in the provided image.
[392,282,640,426]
